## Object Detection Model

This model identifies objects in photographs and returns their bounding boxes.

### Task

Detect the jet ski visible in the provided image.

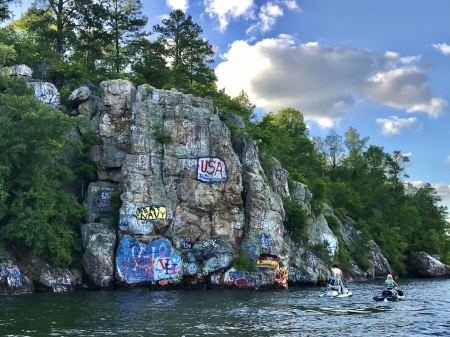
[320,283,352,298]
[373,288,405,302]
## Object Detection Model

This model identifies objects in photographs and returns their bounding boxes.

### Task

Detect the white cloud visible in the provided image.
[433,43,450,55]
[283,0,302,12]
[166,0,188,11]
[366,67,447,118]
[445,156,450,164]
[216,37,447,127]
[247,2,283,34]
[399,55,422,64]
[408,181,450,200]
[376,116,422,135]
[402,152,412,157]
[204,0,255,32]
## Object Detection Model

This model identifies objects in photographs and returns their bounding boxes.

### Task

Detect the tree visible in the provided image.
[324,129,345,171]
[130,39,170,88]
[105,0,147,73]
[0,0,17,22]
[73,1,111,72]
[0,77,85,266]
[153,9,215,88]
[31,0,92,54]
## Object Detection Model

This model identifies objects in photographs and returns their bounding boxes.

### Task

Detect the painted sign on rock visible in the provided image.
[117,237,183,283]
[92,187,115,214]
[196,157,228,183]
[136,206,167,220]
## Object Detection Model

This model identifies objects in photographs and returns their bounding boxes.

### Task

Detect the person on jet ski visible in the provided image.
[330,265,343,294]
[384,274,398,295]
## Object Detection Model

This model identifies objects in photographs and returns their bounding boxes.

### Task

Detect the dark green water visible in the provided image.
[1,278,449,336]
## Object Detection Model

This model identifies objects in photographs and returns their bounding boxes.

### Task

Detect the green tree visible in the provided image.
[0,77,85,266]
[30,0,93,54]
[153,9,215,88]
[105,0,147,73]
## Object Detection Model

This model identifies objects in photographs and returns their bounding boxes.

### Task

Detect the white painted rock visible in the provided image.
[8,64,33,77]
[29,82,60,105]
[69,86,91,104]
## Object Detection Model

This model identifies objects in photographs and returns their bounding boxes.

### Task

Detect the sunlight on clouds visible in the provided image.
[166,0,188,11]
[247,2,283,34]
[284,0,302,12]
[433,43,450,55]
[204,0,255,32]
[216,36,447,127]
[376,116,422,135]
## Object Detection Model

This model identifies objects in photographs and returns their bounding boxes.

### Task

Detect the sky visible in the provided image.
[10,0,450,212]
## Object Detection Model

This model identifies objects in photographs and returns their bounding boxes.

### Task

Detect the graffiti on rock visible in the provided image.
[136,206,167,220]
[244,150,255,167]
[159,279,168,285]
[0,265,22,287]
[273,268,288,287]
[308,255,318,269]
[131,125,144,132]
[196,157,228,183]
[118,216,153,235]
[275,223,284,241]
[182,238,192,249]
[33,82,60,105]
[211,275,220,285]
[202,239,219,249]
[92,187,115,214]
[134,155,150,172]
[257,255,278,266]
[117,237,183,283]
[41,271,74,292]
[235,236,241,247]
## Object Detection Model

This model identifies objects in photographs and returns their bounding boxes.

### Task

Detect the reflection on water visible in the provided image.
[0,278,449,336]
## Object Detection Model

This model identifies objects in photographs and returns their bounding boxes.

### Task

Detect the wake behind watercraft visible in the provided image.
[320,284,352,298]
[373,288,405,302]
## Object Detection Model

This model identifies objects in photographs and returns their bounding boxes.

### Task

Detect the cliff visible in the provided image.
[2,68,441,295]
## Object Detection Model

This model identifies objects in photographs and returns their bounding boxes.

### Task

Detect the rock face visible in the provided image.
[82,223,116,288]
[28,82,60,105]
[0,259,34,295]
[69,86,91,106]
[334,212,393,278]
[81,82,291,289]
[406,252,450,277]
[8,64,33,78]
[37,265,76,292]
[268,158,290,198]
[293,181,312,214]
[287,237,330,285]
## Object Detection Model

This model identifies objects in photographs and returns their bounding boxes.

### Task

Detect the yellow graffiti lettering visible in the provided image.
[136,206,167,220]
[257,260,278,266]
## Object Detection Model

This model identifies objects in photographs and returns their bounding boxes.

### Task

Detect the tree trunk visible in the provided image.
[56,0,64,53]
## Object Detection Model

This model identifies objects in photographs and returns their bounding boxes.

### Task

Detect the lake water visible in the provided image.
[0,278,449,336]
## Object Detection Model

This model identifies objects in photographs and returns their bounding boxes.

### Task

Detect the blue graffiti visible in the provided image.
[117,236,183,283]
[118,216,153,235]
[229,271,244,278]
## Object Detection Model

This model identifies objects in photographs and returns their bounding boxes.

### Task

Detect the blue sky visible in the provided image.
[11,0,450,212]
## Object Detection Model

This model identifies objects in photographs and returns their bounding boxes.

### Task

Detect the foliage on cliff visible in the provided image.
[0,77,85,266]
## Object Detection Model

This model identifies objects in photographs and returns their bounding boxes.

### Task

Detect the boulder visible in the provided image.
[83,181,118,223]
[82,223,116,288]
[287,237,330,285]
[309,213,338,255]
[0,259,34,295]
[28,82,60,105]
[292,181,312,214]
[69,86,91,106]
[406,251,450,278]
[8,64,33,78]
[37,265,75,292]
[268,157,290,197]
